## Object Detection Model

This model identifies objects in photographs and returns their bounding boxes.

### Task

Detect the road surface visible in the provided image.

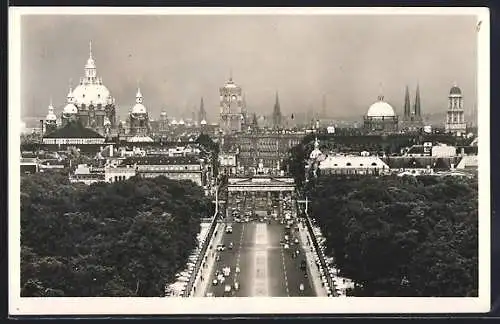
[204,212,316,297]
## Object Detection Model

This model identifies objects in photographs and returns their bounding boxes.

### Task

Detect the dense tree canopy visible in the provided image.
[307,175,478,297]
[196,133,220,177]
[21,173,211,297]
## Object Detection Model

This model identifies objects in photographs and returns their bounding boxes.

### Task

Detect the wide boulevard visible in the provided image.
[203,191,316,297]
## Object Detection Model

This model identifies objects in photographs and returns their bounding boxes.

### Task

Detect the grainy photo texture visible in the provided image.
[10,7,490,315]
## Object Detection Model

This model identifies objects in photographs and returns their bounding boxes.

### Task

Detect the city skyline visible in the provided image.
[21,14,477,122]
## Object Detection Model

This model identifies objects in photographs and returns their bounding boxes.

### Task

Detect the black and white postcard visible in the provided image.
[9,7,490,315]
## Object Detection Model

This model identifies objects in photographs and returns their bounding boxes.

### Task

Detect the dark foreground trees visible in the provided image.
[21,174,211,297]
[308,175,478,297]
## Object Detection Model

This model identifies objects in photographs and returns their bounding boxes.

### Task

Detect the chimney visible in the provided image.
[461,147,465,156]
[110,144,114,157]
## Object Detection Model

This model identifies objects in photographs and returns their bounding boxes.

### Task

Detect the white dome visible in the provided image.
[200,119,207,125]
[366,100,395,117]
[63,103,78,115]
[179,119,185,125]
[72,83,112,107]
[171,119,178,125]
[46,112,57,121]
[131,103,147,114]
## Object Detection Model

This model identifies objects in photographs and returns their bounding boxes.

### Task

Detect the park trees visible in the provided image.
[21,173,211,297]
[308,175,478,297]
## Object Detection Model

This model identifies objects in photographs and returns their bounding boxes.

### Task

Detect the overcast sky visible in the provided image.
[20,14,478,122]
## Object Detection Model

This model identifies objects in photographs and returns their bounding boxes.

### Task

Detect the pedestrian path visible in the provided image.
[297,222,327,297]
[192,223,226,297]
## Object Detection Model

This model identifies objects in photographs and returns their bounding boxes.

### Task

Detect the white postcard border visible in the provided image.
[8,6,491,315]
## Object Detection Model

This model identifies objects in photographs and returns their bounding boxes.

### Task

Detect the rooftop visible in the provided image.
[43,121,104,139]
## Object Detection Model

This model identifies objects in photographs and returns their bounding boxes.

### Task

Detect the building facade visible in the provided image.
[223,131,303,173]
[120,156,206,187]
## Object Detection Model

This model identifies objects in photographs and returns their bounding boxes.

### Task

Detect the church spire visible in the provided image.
[414,83,421,119]
[273,91,282,129]
[404,85,411,120]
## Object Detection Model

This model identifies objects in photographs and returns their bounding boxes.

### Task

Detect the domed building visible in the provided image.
[363,95,399,133]
[69,42,117,133]
[129,88,150,135]
[45,100,58,133]
[61,87,79,126]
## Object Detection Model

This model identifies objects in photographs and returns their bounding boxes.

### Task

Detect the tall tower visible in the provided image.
[199,97,207,123]
[413,83,422,121]
[273,91,282,129]
[445,83,467,136]
[219,73,243,134]
[403,85,411,121]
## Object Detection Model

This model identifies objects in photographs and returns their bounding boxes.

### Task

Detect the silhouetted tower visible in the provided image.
[414,83,422,121]
[273,91,282,129]
[403,85,411,121]
[199,97,207,123]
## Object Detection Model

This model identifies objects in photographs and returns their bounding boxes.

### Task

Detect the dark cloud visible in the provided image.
[21,14,477,123]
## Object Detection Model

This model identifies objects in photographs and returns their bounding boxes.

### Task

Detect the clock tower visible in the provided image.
[219,74,244,134]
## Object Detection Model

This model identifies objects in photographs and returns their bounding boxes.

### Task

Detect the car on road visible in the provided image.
[234,282,239,291]
[294,238,299,245]
[224,285,232,293]
[284,243,290,250]
[217,244,225,251]
[212,279,218,286]
[206,292,214,297]
[226,225,233,234]
[300,260,307,270]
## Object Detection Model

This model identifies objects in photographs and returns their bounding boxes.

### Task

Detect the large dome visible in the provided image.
[63,103,78,115]
[72,83,112,107]
[131,103,147,114]
[367,100,395,118]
